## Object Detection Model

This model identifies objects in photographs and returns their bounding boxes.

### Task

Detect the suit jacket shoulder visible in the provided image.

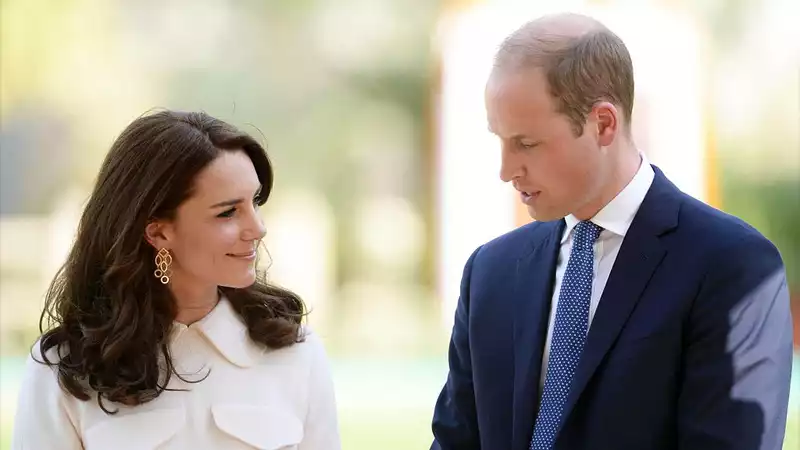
[667,193,785,299]
[677,194,780,255]
[475,220,561,265]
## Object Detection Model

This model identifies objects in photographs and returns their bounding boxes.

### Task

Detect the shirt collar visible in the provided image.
[562,153,655,243]
[170,297,262,368]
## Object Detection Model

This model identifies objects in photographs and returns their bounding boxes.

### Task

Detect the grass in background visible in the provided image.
[340,408,433,449]
[1,407,797,449]
[0,357,797,449]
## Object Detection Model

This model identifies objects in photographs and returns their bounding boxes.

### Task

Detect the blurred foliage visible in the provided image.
[721,171,800,290]
[1,0,442,292]
[694,0,756,51]
[1,1,797,449]
[694,0,800,304]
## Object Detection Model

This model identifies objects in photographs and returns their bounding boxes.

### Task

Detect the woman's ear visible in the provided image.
[144,220,169,249]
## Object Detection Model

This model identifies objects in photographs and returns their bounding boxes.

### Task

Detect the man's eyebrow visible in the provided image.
[489,129,533,141]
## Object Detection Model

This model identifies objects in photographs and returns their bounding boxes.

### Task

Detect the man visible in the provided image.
[430,13,793,450]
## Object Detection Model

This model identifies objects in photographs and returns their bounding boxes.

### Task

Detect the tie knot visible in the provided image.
[573,221,602,249]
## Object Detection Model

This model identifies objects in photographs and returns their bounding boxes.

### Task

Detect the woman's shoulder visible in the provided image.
[25,337,59,364]
[292,326,335,386]
[17,338,73,403]
[22,338,65,380]
[258,325,331,367]
[288,325,329,357]
[297,325,323,346]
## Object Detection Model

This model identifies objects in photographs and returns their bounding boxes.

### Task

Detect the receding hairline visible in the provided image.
[488,12,636,133]
[493,13,614,72]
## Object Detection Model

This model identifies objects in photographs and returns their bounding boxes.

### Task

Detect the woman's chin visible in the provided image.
[216,271,257,289]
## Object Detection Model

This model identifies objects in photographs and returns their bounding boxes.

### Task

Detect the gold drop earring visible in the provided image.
[154,248,172,284]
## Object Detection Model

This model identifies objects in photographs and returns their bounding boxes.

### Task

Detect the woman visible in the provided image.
[11,110,341,449]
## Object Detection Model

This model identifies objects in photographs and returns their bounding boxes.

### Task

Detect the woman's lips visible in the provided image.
[227,250,256,260]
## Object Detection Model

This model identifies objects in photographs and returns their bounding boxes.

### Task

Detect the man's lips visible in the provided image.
[519,190,541,203]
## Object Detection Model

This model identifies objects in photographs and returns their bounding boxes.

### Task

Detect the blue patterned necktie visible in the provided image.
[530,220,602,450]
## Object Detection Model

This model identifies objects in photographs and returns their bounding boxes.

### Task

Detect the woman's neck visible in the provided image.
[169,278,220,325]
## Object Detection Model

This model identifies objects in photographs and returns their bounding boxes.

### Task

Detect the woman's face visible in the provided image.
[147,150,266,293]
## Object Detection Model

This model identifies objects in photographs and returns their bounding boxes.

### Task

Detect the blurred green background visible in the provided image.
[1,0,797,448]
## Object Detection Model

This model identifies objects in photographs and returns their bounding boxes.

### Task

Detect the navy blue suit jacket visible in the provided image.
[431,167,793,450]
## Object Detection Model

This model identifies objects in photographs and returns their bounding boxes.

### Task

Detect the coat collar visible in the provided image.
[170,297,262,368]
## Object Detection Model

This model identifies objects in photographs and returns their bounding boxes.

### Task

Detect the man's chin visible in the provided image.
[527,205,563,222]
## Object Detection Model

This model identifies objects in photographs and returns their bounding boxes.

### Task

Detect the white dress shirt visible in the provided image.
[12,298,341,450]
[540,156,655,386]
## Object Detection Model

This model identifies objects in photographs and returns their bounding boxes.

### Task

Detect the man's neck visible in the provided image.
[573,145,641,221]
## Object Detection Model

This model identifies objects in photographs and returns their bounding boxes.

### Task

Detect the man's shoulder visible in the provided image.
[473,220,560,263]
[679,195,766,241]
[677,194,777,254]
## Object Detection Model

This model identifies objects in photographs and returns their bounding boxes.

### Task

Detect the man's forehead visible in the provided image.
[486,68,553,111]
[488,66,547,90]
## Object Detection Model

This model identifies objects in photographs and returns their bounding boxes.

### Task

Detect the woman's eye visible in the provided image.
[217,208,236,218]
[217,197,261,218]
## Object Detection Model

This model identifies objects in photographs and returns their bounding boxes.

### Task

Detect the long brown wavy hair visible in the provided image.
[36,110,306,413]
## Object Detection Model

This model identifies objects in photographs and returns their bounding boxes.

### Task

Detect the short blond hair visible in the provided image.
[494,13,634,136]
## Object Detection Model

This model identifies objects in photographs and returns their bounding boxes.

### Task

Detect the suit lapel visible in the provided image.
[557,167,680,435]
[511,220,563,450]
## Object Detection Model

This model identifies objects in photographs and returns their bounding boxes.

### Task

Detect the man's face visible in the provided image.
[485,68,610,221]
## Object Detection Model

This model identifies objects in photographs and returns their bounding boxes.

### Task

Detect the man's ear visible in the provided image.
[144,220,171,250]
[591,101,619,147]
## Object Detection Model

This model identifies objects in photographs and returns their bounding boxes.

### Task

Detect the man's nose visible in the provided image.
[499,147,523,183]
